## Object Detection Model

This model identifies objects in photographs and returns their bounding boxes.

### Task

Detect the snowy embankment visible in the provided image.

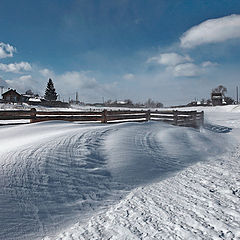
[0,105,239,239]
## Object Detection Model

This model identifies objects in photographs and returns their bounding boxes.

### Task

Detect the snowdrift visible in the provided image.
[0,114,237,239]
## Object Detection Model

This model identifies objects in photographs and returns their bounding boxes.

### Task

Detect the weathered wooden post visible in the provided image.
[101,109,107,123]
[30,108,36,123]
[200,111,204,126]
[146,110,151,121]
[191,111,197,128]
[173,110,178,125]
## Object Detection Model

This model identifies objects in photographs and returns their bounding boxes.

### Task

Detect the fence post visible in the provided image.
[30,108,36,123]
[173,110,178,125]
[146,110,151,121]
[101,109,107,123]
[201,111,204,126]
[191,111,197,128]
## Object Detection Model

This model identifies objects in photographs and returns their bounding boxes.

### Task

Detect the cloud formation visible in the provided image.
[39,68,54,77]
[5,75,35,92]
[147,53,192,66]
[58,71,99,90]
[123,73,135,80]
[0,62,32,73]
[180,14,240,48]
[173,63,202,77]
[39,69,99,90]
[0,77,7,87]
[0,42,16,59]
[201,61,218,68]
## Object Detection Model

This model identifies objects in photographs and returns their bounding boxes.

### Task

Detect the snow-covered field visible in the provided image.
[0,105,239,239]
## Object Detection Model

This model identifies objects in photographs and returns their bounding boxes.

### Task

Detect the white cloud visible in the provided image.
[39,69,99,90]
[173,63,202,77]
[19,75,32,81]
[39,68,54,77]
[0,62,32,73]
[53,71,119,102]
[5,75,35,92]
[180,14,240,48]
[147,53,192,66]
[0,77,7,87]
[0,42,16,59]
[123,73,135,80]
[201,61,218,68]
[58,71,99,90]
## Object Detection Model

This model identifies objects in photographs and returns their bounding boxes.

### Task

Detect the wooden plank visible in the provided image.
[107,114,146,121]
[0,122,30,126]
[32,116,102,122]
[36,111,102,116]
[151,118,173,123]
[106,110,146,115]
[0,110,31,116]
[106,113,146,117]
[150,110,174,114]
[177,115,194,120]
[151,110,195,114]
[0,116,31,120]
[107,119,146,124]
[150,114,174,119]
[173,110,196,115]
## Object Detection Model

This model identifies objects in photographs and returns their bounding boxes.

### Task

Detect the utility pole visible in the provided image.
[76,92,78,102]
[237,86,239,104]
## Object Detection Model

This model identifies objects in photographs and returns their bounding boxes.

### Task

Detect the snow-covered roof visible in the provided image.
[29,98,41,102]
[117,101,127,104]
[2,89,21,96]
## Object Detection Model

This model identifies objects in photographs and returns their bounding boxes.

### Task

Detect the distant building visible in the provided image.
[28,97,42,104]
[2,89,22,102]
[211,92,223,106]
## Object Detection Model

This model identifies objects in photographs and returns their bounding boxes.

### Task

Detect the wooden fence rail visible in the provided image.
[0,108,204,128]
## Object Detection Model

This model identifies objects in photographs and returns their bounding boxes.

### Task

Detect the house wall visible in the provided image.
[3,92,21,102]
[212,98,222,106]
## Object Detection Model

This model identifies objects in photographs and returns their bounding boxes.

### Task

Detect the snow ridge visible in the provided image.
[56,147,240,240]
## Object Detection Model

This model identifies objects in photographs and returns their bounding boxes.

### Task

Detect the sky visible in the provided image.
[0,0,240,106]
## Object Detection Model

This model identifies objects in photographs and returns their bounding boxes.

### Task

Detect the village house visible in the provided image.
[1,88,44,104]
[211,92,223,106]
[2,89,22,102]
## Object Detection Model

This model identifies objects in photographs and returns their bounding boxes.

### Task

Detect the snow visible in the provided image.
[0,105,239,239]
[29,98,42,102]
[0,119,29,125]
[57,154,240,240]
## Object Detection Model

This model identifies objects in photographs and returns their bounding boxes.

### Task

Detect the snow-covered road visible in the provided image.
[0,106,239,240]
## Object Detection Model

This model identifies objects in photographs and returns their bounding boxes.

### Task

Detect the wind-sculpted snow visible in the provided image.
[0,121,235,239]
[104,122,232,186]
[58,147,240,240]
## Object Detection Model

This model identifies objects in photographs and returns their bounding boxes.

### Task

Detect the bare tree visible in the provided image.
[212,85,227,96]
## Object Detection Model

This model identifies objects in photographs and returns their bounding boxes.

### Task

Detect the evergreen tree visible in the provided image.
[44,78,57,101]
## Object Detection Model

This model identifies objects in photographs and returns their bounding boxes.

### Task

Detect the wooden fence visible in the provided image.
[0,108,204,128]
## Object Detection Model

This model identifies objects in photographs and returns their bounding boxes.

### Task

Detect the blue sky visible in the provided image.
[0,0,240,105]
